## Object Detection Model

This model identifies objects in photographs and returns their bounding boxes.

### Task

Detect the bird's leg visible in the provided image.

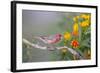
[47,44,57,51]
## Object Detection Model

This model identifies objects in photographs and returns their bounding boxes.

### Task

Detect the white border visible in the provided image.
[16,4,96,70]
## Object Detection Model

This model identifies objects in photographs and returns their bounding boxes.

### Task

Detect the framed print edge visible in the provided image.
[11,1,98,72]
[96,6,98,67]
[11,1,17,72]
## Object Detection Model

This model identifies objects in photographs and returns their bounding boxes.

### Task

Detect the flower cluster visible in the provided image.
[63,13,90,49]
[80,14,90,27]
[73,14,91,27]
[60,13,91,60]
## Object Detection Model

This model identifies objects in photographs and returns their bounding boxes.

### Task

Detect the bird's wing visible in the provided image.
[33,36,48,44]
[47,35,55,40]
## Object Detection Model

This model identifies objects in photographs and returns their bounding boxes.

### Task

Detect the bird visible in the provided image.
[34,34,62,50]
[39,34,62,44]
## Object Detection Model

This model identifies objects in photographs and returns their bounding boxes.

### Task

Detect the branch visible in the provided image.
[23,38,47,50]
[22,38,83,59]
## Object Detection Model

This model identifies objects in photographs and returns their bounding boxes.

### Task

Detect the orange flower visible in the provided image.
[71,40,79,48]
[72,31,79,36]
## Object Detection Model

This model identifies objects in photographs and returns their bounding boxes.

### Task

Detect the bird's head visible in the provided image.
[56,34,62,37]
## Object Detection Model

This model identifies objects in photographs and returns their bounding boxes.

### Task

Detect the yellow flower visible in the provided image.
[73,16,79,22]
[80,20,90,27]
[73,23,78,32]
[64,32,71,40]
[72,23,79,36]
[80,14,90,20]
